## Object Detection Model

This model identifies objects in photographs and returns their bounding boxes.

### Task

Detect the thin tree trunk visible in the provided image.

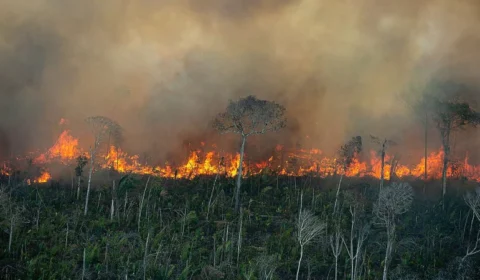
[8,215,14,253]
[82,248,86,280]
[143,232,150,280]
[206,171,219,221]
[382,223,394,280]
[138,177,151,232]
[334,174,343,214]
[237,207,243,266]
[296,245,304,280]
[110,180,115,221]
[442,147,449,197]
[84,148,96,216]
[380,146,385,189]
[77,176,81,200]
[424,113,428,193]
[235,136,246,213]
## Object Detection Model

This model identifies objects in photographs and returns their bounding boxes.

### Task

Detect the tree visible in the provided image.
[75,155,88,200]
[334,136,362,213]
[370,136,396,189]
[463,190,480,261]
[296,209,326,280]
[84,116,122,216]
[374,182,414,280]
[212,95,286,212]
[427,90,480,197]
[343,192,370,280]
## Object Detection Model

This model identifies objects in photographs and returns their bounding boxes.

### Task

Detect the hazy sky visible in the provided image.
[1,0,480,162]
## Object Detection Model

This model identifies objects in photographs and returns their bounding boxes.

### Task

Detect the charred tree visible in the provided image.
[370,136,396,189]
[212,95,286,213]
[429,95,479,198]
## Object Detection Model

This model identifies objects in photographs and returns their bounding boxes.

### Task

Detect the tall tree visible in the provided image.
[84,116,122,216]
[427,89,480,197]
[212,95,286,212]
[370,136,396,189]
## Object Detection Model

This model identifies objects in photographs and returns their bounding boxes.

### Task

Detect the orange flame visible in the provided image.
[15,121,480,183]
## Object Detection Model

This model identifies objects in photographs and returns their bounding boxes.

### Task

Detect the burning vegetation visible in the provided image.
[5,124,480,185]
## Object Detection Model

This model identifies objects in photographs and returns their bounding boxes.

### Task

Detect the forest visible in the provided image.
[1,93,480,280]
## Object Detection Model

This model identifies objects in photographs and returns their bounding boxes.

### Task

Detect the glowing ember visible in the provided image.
[35,171,51,183]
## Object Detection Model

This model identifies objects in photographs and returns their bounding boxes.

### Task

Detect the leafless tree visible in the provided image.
[370,136,396,189]
[84,116,123,216]
[334,136,362,213]
[342,192,370,280]
[374,182,414,280]
[296,209,326,280]
[212,95,286,212]
[255,254,278,280]
[463,190,480,261]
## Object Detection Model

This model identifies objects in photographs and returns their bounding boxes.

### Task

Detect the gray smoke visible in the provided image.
[1,0,480,163]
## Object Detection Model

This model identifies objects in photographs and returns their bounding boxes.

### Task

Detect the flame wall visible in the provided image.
[1,0,480,163]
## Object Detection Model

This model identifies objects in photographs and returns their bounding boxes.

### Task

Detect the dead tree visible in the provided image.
[212,95,286,212]
[84,116,122,216]
[334,136,362,214]
[370,136,396,189]
[342,192,370,280]
[374,182,414,280]
[296,209,326,280]
[463,190,480,261]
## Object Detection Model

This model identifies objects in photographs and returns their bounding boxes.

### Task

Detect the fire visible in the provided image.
[34,171,51,183]
[10,120,480,183]
[35,130,80,164]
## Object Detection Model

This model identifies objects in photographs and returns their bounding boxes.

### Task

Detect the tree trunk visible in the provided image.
[382,222,395,280]
[296,245,304,280]
[84,149,95,216]
[424,113,428,185]
[8,215,14,253]
[334,174,344,214]
[380,147,385,189]
[442,141,450,198]
[235,136,246,213]
[76,176,81,200]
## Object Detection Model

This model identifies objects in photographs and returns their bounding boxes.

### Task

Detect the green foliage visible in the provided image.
[0,175,479,279]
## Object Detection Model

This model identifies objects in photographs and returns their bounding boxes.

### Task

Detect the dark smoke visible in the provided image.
[1,0,480,163]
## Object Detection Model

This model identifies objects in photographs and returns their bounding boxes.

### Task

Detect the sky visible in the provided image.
[1,0,480,163]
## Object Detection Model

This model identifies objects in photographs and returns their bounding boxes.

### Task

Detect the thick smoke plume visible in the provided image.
[1,0,480,163]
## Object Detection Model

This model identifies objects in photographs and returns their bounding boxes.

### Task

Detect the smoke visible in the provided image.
[1,0,480,162]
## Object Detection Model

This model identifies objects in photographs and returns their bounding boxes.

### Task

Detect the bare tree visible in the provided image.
[255,254,278,280]
[374,182,414,280]
[343,192,370,280]
[212,95,286,212]
[334,136,362,213]
[370,136,396,189]
[463,190,480,261]
[296,209,326,280]
[84,116,123,216]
